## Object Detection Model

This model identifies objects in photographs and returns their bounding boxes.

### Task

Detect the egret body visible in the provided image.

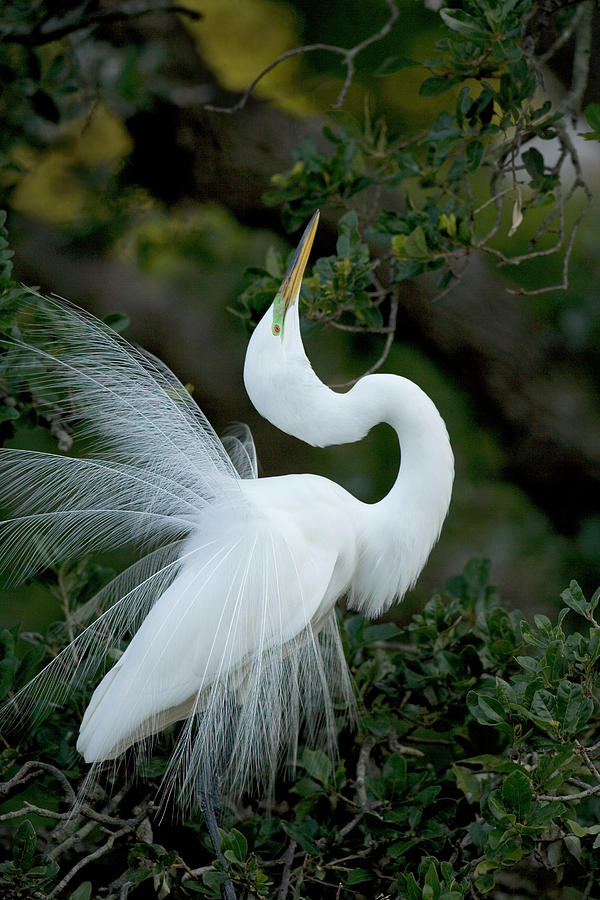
[0,212,453,811]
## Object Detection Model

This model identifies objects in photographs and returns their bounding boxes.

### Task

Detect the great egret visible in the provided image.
[0,211,453,841]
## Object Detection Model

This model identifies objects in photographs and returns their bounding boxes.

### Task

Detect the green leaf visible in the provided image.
[346,869,372,885]
[13,820,36,872]
[383,753,407,795]
[362,623,401,642]
[533,613,552,633]
[560,581,588,616]
[495,676,516,707]
[420,76,455,97]
[530,689,558,729]
[221,828,248,864]
[302,748,332,785]
[466,140,483,171]
[453,764,483,803]
[424,860,441,899]
[516,655,541,674]
[265,245,282,278]
[564,834,582,861]
[440,8,489,37]
[468,691,508,726]
[103,312,130,334]
[584,102,600,133]
[522,147,544,179]
[327,110,363,139]
[404,225,430,258]
[502,770,532,819]
[0,404,20,424]
[281,820,320,855]
[200,869,230,898]
[375,55,420,76]
[123,866,152,886]
[555,680,593,735]
[69,883,93,900]
[359,304,383,329]
[473,859,496,893]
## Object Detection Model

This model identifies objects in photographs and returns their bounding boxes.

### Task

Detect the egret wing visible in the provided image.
[75,501,354,803]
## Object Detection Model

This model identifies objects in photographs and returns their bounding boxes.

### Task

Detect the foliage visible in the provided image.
[1,559,600,898]
[234,0,596,333]
[1,0,597,335]
[233,210,382,332]
[0,211,126,451]
[0,209,45,439]
[1,3,599,899]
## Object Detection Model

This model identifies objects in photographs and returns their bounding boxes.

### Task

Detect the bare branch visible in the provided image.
[0,760,76,805]
[336,812,364,841]
[0,1,202,47]
[557,0,594,121]
[205,0,399,113]
[277,840,297,900]
[47,807,150,899]
[331,291,399,388]
[576,739,600,785]
[540,5,585,64]
[355,735,378,813]
[538,783,600,802]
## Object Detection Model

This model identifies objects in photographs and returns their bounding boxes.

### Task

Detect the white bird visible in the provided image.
[0,211,453,813]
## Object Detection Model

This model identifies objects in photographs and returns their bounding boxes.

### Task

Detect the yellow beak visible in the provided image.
[272,210,319,338]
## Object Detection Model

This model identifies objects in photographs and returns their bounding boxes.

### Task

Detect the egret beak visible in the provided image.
[272,210,319,338]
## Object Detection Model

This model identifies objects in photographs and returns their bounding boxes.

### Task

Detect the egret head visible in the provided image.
[271,210,319,340]
[244,209,338,446]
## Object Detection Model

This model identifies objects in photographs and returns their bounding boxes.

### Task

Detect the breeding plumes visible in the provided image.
[0,212,453,817]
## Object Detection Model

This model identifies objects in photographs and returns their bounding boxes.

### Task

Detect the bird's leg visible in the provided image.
[197,697,238,900]
[197,767,237,900]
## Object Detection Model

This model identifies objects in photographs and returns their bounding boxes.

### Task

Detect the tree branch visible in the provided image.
[205,0,399,113]
[0,1,202,46]
[557,0,594,120]
[46,807,150,899]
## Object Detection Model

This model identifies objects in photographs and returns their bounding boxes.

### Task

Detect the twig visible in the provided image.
[0,759,134,827]
[331,291,399,389]
[389,735,425,758]
[0,760,76,805]
[0,1,202,46]
[49,818,98,861]
[355,735,377,812]
[336,812,364,841]
[277,840,297,900]
[576,739,600,784]
[205,0,399,113]
[0,803,67,822]
[538,782,600,802]
[581,874,595,900]
[557,0,594,121]
[46,807,149,898]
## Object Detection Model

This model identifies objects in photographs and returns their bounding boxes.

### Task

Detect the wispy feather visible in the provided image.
[0,292,354,810]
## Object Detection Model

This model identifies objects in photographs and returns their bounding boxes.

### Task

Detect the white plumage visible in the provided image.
[0,212,453,808]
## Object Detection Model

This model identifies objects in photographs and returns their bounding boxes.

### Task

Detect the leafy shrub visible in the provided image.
[1,559,599,899]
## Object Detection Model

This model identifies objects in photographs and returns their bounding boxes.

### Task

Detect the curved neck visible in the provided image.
[341,374,454,616]
[244,301,454,615]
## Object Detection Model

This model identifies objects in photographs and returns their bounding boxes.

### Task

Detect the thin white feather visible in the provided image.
[1,267,453,809]
[0,292,356,807]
